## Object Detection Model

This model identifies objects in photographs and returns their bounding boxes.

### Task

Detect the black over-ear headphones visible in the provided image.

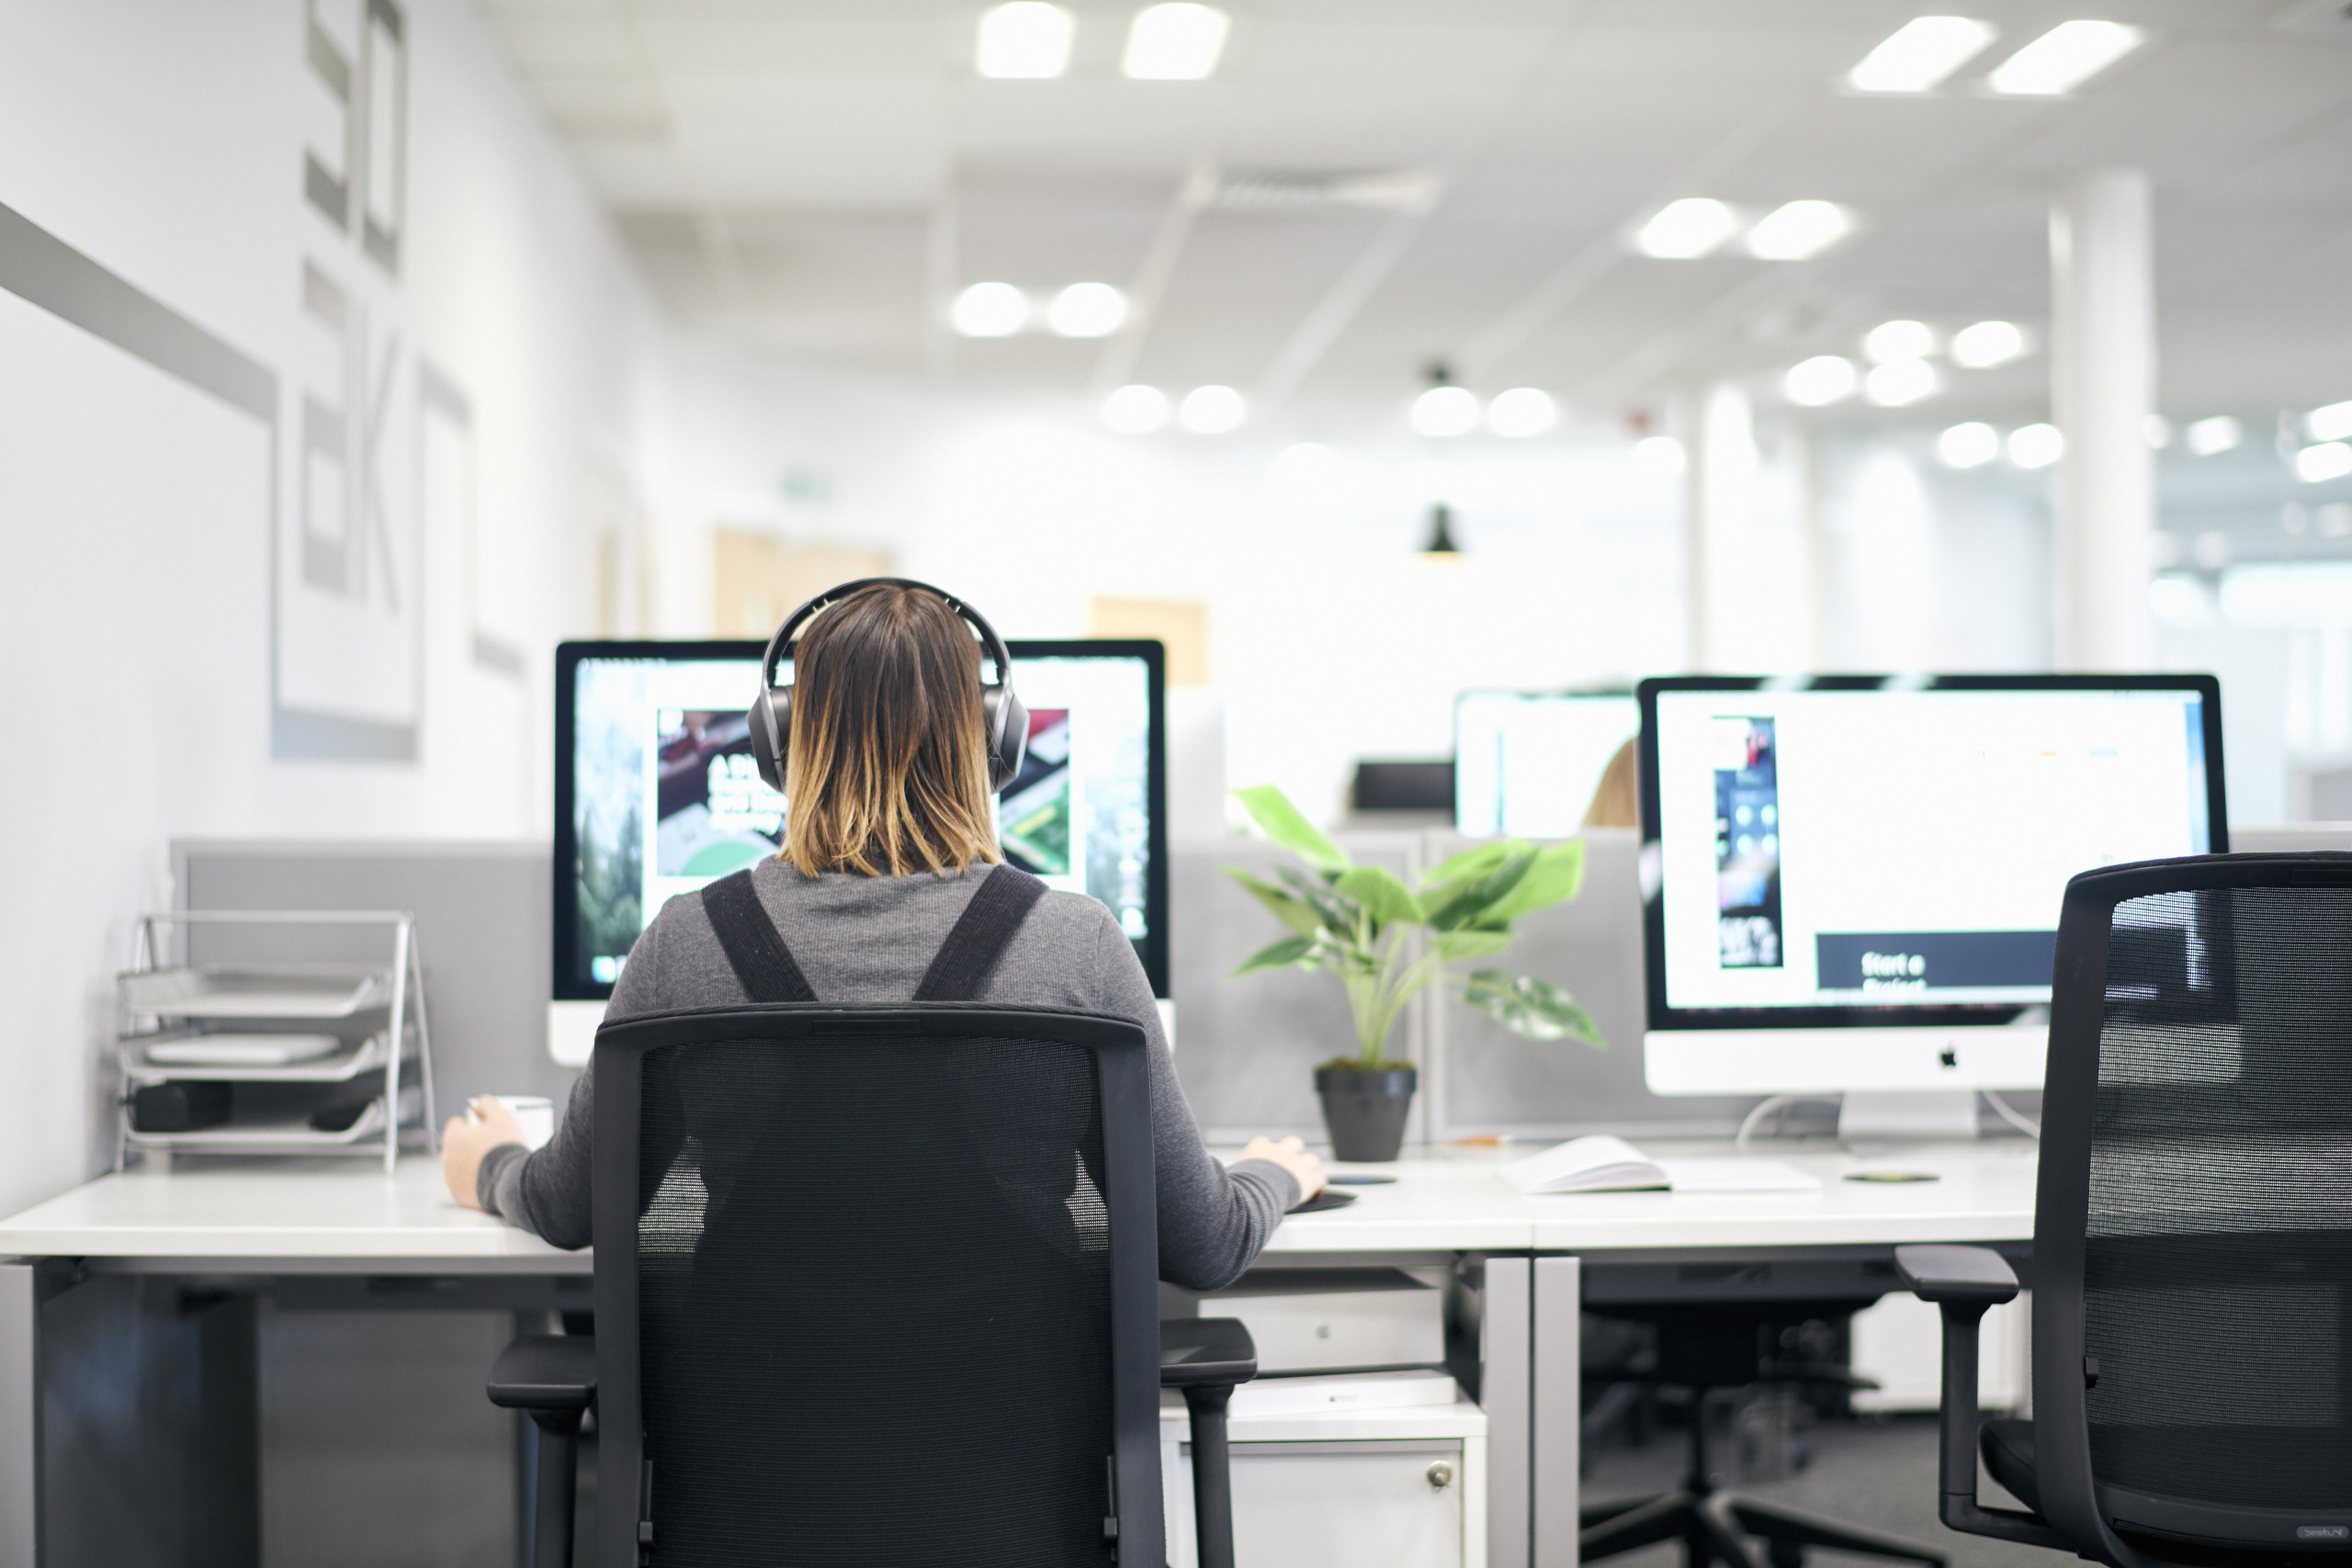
[746,577,1029,796]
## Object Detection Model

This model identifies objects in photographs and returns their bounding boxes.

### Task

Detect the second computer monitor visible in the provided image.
[1456,691,1639,839]
[1638,674,2226,1098]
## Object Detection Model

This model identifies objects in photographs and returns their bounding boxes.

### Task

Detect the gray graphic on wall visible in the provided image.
[0,0,479,762]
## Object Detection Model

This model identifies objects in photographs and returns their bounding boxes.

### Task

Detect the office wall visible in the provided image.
[0,0,663,1212]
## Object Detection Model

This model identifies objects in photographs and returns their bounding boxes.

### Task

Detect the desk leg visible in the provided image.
[1532,1257,1581,1568]
[0,1263,37,1565]
[1482,1257,1531,1568]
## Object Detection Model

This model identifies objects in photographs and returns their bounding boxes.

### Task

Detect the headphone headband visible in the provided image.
[759,576,1014,694]
[747,577,1027,796]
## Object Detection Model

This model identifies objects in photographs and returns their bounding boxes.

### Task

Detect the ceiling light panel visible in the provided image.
[953,281,1028,336]
[2309,400,2352,443]
[1102,384,1170,433]
[1180,385,1246,434]
[1047,282,1126,337]
[1124,3,1229,80]
[2009,423,2064,468]
[1784,355,1859,406]
[1487,389,1555,438]
[1950,320,2026,367]
[1939,422,2001,468]
[1985,20,2144,96]
[1636,198,1737,259]
[977,3,1074,79]
[2186,416,2242,456]
[1847,17,1998,93]
[1411,386,1480,437]
[1863,320,1936,363]
[1866,357,1939,406]
[1746,200,1853,261]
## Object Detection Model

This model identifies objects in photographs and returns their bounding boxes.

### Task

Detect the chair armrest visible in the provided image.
[1894,1245,2018,1307]
[1160,1317,1257,1389]
[488,1334,597,1413]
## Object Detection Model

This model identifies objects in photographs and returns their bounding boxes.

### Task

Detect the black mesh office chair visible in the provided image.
[487,1000,1257,1568]
[1901,852,2352,1567]
[1579,1295,1947,1568]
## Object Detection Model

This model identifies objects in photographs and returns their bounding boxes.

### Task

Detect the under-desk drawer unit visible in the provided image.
[1160,1387,1487,1568]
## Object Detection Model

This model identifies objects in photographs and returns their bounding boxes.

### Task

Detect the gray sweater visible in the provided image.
[479,860,1299,1291]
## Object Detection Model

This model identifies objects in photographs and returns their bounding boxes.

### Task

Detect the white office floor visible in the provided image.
[1582,1413,2050,1568]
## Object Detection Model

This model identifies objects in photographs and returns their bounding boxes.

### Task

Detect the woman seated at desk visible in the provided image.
[437,578,1322,1291]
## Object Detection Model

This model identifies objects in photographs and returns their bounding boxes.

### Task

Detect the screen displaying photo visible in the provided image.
[566,649,1157,990]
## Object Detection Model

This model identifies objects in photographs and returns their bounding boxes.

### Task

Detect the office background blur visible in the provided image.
[1,0,2348,1218]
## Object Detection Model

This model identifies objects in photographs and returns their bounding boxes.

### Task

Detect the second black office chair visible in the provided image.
[489,998,1257,1568]
[1902,852,2352,1568]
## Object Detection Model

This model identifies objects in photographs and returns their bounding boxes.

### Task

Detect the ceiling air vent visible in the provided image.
[1208,167,1440,214]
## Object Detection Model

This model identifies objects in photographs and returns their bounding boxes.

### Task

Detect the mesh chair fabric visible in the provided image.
[637,1029,1114,1568]
[2085,885,2352,1510]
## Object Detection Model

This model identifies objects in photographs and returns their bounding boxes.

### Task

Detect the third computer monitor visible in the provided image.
[1455,690,1639,839]
[1637,674,2225,1097]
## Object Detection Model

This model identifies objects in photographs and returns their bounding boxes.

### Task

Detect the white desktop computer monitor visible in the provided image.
[1637,674,2226,1132]
[1455,691,1639,839]
[549,639,1168,1062]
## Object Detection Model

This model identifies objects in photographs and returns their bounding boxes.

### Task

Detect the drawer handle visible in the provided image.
[1426,1461,1454,1491]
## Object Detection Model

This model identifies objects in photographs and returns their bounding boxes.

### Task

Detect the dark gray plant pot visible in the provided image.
[1313,1065,1418,1163]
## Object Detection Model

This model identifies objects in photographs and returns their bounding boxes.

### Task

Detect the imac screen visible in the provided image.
[1455,692,1639,839]
[556,639,1166,1000]
[1642,676,2223,1024]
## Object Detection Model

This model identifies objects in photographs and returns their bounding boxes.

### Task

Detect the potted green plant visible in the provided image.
[1224,784,1605,1162]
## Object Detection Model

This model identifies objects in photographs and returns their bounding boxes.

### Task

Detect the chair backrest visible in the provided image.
[590,1002,1163,1568]
[2034,852,2352,1561]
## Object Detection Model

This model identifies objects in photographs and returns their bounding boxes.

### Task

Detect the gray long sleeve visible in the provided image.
[481,863,1296,1290]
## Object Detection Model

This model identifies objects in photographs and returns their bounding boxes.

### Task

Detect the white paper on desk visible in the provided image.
[1499,1134,1818,1194]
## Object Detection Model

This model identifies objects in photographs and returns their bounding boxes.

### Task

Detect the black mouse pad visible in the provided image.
[1290,1189,1359,1213]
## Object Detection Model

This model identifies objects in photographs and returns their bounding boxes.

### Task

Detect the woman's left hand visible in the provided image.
[440,1095,528,1211]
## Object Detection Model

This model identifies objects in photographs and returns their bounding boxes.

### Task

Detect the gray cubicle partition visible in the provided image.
[171,839,576,1140]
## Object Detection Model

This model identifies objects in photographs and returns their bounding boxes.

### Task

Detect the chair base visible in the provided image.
[1583,1489,1949,1568]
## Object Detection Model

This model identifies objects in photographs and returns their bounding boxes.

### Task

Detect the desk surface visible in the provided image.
[0,1139,2035,1270]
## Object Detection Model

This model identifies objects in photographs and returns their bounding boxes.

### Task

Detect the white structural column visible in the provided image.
[1685,381,1759,671]
[2051,169,2157,670]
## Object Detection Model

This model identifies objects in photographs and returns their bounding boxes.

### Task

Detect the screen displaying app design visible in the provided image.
[569,652,1153,989]
[1652,686,2212,1012]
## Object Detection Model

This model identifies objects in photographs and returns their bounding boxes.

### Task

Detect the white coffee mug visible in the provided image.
[481,1094,556,1150]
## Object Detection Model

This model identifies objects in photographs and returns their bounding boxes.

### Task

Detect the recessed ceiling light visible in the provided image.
[1047,282,1126,337]
[1124,3,1229,79]
[952,281,1028,336]
[1411,386,1481,437]
[1866,358,1939,407]
[1746,201,1853,261]
[1635,198,1738,259]
[1985,20,2144,96]
[1487,389,1557,438]
[1102,384,1170,433]
[2186,415,2242,456]
[1632,435,1687,477]
[2009,423,2064,468]
[977,2,1074,79]
[2309,400,2352,443]
[2298,442,2352,484]
[1784,355,1860,406]
[1180,385,1246,434]
[1847,17,1998,93]
[1863,320,1937,364]
[1950,320,2027,367]
[1939,423,2001,468]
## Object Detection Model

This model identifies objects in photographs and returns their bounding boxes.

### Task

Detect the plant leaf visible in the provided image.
[1230,784,1351,874]
[1425,841,1514,888]
[1221,867,1323,939]
[1231,934,1321,977]
[1335,866,1423,926]
[1436,929,1515,961]
[1462,970,1606,1046]
[1481,840,1588,923]
[1424,851,1536,930]
[1275,866,1364,936]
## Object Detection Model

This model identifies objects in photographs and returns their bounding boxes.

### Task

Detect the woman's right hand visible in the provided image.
[1238,1134,1328,1203]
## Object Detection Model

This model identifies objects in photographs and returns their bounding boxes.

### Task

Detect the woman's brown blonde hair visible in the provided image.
[778,583,1003,877]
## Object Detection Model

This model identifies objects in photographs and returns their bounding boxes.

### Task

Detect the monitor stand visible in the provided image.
[1838,1089,1979,1144]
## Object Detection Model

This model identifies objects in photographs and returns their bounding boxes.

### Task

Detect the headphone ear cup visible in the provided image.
[985,686,1029,794]
[749,690,792,794]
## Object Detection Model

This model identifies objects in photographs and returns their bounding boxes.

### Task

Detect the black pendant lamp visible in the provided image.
[1420,502,1462,558]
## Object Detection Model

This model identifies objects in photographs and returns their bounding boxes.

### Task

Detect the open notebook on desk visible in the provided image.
[1499,1134,1819,1195]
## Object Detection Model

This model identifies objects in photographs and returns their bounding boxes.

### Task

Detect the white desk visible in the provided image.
[0,1139,2035,1567]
